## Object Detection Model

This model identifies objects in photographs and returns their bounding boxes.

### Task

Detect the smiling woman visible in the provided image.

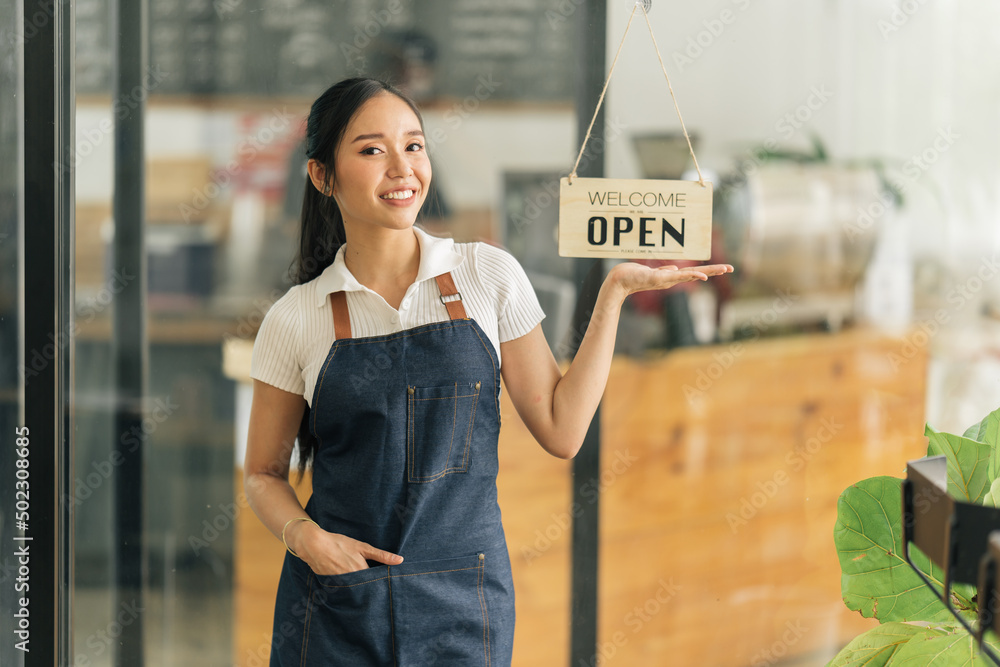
[310,95,430,239]
[242,76,731,666]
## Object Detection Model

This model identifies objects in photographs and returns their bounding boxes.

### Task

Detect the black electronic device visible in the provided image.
[902,455,1000,663]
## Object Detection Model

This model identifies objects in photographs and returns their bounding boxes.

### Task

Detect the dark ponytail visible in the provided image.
[290,77,424,481]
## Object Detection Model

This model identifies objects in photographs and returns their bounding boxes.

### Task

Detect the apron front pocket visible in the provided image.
[406,381,482,483]
[390,552,492,666]
[306,566,395,666]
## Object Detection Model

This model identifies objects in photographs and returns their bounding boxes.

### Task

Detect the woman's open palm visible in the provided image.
[608,261,733,298]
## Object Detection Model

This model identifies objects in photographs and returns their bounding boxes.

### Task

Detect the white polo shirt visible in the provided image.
[250,226,546,408]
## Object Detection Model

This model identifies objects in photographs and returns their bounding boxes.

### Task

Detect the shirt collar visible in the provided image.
[312,226,465,308]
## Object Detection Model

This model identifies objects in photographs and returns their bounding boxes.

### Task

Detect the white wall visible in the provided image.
[604,0,1000,266]
[76,1,1000,268]
[422,108,575,209]
[75,106,244,204]
[76,104,576,211]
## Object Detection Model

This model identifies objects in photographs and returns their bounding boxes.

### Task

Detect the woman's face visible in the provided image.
[330,92,430,234]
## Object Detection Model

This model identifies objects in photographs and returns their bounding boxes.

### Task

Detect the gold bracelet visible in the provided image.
[282,517,317,558]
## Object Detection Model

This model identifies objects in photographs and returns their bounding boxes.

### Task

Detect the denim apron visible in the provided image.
[269,272,515,667]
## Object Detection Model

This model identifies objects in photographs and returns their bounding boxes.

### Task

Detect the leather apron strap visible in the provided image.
[434,272,468,321]
[329,271,467,339]
[330,291,352,340]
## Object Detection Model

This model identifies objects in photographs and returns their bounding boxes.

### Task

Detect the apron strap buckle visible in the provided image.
[329,272,468,340]
[435,273,468,321]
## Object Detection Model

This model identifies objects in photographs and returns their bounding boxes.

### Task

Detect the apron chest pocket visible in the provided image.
[407,380,482,482]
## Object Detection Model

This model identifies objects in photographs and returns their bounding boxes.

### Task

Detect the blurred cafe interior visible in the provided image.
[3,0,1000,665]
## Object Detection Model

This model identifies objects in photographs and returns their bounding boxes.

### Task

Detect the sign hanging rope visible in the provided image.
[558,1,713,261]
[567,1,705,187]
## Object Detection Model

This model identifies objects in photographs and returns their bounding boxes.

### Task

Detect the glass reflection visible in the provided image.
[64,1,1000,665]
[0,0,23,660]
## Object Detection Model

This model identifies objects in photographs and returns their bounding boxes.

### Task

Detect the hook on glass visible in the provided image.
[634,0,651,13]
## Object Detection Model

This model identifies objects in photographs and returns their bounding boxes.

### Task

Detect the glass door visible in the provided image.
[4,1,73,665]
[0,0,29,658]
[67,1,590,665]
[20,1,994,665]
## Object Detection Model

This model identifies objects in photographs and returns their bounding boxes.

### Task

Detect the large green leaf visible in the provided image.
[888,627,1000,665]
[832,411,1000,664]
[963,407,1000,448]
[834,477,975,622]
[925,425,992,503]
[828,624,1000,667]
[825,622,935,666]
[963,407,1000,484]
[984,478,1000,509]
[963,423,980,440]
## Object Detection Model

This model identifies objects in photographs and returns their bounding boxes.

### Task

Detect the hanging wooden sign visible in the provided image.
[557,2,714,260]
[558,176,712,259]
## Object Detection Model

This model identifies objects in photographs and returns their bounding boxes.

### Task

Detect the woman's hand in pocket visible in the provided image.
[289,522,403,576]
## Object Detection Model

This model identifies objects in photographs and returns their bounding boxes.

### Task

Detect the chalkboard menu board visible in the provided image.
[76,0,575,101]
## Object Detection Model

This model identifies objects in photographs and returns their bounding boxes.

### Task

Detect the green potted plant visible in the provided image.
[829,407,1000,664]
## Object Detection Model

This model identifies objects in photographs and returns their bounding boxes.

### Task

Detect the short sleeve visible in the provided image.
[473,243,545,343]
[249,288,306,396]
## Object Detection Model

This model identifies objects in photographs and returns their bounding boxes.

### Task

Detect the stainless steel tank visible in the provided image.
[721,163,887,294]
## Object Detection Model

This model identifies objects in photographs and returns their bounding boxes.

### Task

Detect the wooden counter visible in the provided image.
[233,327,927,666]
